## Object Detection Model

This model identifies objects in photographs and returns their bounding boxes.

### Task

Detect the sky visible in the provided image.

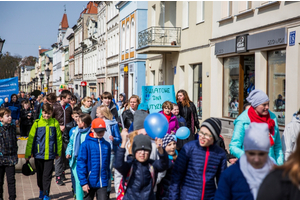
[0,1,88,58]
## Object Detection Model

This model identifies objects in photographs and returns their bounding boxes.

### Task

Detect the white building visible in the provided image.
[105,1,119,99]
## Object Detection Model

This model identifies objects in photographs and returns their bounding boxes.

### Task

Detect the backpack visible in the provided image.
[116,163,155,200]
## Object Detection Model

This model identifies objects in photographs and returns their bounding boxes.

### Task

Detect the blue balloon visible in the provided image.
[176,127,190,140]
[144,113,169,139]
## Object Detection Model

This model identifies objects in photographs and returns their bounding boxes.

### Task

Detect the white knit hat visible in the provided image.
[246,89,269,108]
[244,123,270,152]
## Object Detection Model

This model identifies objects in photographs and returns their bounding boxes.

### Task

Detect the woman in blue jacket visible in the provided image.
[229,89,284,165]
[215,123,275,200]
[4,94,20,125]
[96,105,121,196]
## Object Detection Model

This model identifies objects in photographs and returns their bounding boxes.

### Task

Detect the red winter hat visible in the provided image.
[92,118,107,132]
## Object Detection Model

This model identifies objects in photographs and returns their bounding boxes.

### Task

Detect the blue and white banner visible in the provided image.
[0,77,19,106]
[141,85,176,113]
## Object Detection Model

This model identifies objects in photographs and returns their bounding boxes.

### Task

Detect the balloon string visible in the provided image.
[120,114,125,129]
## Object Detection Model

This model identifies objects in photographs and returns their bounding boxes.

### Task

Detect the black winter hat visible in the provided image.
[132,134,152,156]
[200,117,222,142]
[22,161,35,176]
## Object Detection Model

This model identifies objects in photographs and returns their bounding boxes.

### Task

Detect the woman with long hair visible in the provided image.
[257,131,300,200]
[176,90,200,148]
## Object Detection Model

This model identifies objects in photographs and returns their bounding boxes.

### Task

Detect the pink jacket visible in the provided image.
[159,111,179,134]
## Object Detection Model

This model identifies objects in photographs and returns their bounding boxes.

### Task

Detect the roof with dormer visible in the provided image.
[80,1,98,17]
[61,13,69,30]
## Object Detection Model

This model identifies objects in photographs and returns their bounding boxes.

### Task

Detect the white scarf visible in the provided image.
[240,153,274,199]
[103,119,118,150]
[130,107,135,115]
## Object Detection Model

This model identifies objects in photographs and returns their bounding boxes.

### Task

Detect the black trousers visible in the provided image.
[55,143,67,177]
[0,165,16,200]
[84,187,107,200]
[35,159,54,196]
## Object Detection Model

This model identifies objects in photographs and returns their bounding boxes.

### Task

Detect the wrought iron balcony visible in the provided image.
[138,27,181,50]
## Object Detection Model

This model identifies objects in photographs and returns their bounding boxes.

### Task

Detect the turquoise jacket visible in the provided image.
[229,109,284,165]
[65,126,90,168]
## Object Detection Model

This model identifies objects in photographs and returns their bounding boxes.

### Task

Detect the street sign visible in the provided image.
[289,31,296,46]
[44,87,47,90]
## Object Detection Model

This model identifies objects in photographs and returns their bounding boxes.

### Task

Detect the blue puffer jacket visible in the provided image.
[214,159,253,200]
[77,133,111,188]
[229,109,284,165]
[5,101,21,120]
[115,148,169,200]
[103,119,122,154]
[169,140,227,200]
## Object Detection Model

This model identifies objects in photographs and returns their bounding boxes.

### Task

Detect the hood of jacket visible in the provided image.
[292,113,300,123]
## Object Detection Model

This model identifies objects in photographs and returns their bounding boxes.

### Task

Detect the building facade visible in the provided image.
[137,1,213,122]
[73,1,98,98]
[67,33,75,93]
[210,1,300,134]
[116,1,148,97]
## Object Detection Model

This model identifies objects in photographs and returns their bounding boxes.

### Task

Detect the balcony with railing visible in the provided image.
[137,27,181,54]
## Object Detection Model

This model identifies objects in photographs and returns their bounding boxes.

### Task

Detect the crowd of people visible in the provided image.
[1,88,300,200]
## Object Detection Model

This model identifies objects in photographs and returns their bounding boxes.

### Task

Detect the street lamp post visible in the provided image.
[34,77,38,90]
[45,68,51,94]
[39,73,44,92]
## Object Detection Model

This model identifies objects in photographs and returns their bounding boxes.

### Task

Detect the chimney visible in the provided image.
[39,46,41,50]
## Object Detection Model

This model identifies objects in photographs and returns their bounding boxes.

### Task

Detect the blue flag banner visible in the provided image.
[0,77,19,106]
[141,85,176,113]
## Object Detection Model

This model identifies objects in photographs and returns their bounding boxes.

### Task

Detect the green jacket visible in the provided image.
[25,116,62,160]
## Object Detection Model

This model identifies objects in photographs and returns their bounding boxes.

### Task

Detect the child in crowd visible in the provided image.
[63,107,82,197]
[115,128,169,200]
[0,108,18,200]
[66,113,92,200]
[169,117,227,200]
[159,101,179,134]
[96,105,121,198]
[171,103,186,127]
[20,100,33,137]
[156,134,178,200]
[25,103,62,200]
[77,118,111,200]
[117,93,126,108]
[80,97,93,114]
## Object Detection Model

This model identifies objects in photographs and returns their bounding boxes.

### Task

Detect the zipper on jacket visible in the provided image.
[99,139,102,187]
[201,147,210,200]
[87,171,91,180]
[37,144,40,153]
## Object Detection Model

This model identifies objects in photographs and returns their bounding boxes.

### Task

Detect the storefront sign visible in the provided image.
[68,84,73,89]
[289,31,296,46]
[236,34,248,53]
[141,85,176,114]
[124,65,128,73]
[248,28,286,50]
[81,81,87,87]
[89,83,96,86]
[215,39,236,55]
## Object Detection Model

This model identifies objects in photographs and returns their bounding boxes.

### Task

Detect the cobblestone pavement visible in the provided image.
[3,169,116,200]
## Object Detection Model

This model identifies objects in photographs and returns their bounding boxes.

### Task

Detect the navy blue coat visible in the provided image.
[5,101,21,120]
[115,147,169,200]
[77,133,111,188]
[214,159,254,200]
[169,140,227,200]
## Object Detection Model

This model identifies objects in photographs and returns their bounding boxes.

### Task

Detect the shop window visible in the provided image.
[193,64,202,119]
[223,55,255,118]
[268,50,286,126]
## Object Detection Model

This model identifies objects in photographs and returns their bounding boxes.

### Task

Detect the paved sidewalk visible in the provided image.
[3,169,116,200]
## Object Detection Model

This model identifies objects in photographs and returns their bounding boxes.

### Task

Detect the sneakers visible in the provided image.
[43,195,50,200]
[39,191,44,199]
[56,176,65,186]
